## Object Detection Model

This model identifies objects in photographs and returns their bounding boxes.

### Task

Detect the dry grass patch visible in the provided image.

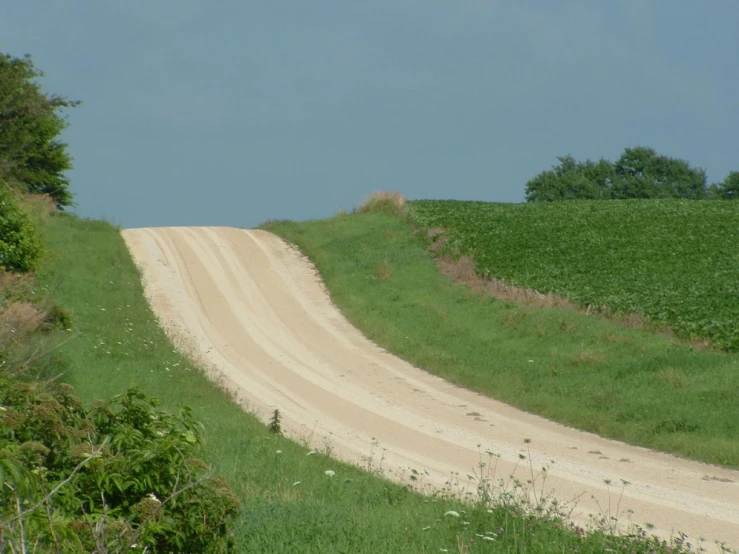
[0,301,45,335]
[435,254,575,310]
[574,349,606,366]
[357,191,407,216]
[657,367,689,389]
[18,193,57,222]
[372,259,393,281]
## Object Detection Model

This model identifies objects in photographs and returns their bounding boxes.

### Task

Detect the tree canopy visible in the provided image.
[0,53,78,207]
[524,147,720,202]
[709,171,739,200]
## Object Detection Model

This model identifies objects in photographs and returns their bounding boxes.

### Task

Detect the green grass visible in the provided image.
[409,199,739,351]
[30,215,702,553]
[264,212,739,468]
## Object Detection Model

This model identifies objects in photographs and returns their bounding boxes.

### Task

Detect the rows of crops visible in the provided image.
[409,199,739,351]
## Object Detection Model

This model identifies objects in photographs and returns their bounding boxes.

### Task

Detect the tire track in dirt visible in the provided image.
[122,226,739,552]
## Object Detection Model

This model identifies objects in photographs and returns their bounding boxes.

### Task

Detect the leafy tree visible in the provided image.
[525,155,609,202]
[709,170,739,200]
[525,147,709,202]
[613,146,707,200]
[0,53,79,207]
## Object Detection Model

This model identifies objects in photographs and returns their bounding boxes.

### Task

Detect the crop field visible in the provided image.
[409,199,739,351]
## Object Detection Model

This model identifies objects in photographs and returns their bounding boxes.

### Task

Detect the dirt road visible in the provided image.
[122,226,739,552]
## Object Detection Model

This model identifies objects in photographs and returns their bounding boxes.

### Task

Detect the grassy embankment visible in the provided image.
[32,213,702,553]
[264,203,739,469]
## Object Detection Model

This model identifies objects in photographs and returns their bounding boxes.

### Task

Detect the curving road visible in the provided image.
[122,226,739,552]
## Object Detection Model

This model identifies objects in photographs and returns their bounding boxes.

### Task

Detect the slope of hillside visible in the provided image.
[264,213,739,468]
[121,224,739,551]
[39,213,703,553]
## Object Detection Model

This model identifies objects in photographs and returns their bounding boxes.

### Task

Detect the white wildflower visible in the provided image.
[324,470,335,477]
[275,450,282,454]
[147,493,161,504]
[443,510,460,517]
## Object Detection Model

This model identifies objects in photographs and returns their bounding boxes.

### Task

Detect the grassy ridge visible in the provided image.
[36,213,689,553]
[265,213,739,467]
[409,199,739,350]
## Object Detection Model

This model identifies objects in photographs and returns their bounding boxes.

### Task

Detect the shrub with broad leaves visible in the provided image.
[0,377,240,553]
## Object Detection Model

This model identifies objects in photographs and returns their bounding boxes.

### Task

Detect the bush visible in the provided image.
[357,191,408,216]
[0,377,240,553]
[0,184,43,272]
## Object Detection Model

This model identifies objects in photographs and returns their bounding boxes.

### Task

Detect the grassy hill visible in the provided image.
[4,204,727,552]
[264,204,739,468]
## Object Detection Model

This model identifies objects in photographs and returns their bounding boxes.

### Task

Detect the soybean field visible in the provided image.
[409,199,739,351]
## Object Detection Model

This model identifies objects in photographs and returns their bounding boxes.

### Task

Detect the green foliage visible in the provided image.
[267,408,282,435]
[410,199,739,351]
[0,184,44,272]
[43,303,73,331]
[525,147,708,202]
[0,52,78,207]
[0,377,240,553]
[710,170,739,200]
[613,147,707,199]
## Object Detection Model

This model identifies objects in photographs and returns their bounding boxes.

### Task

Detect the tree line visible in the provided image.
[525,146,738,202]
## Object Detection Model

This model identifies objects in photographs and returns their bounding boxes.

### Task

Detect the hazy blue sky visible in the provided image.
[2,1,737,228]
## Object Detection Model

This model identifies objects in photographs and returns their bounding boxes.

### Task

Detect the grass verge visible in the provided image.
[263,212,739,468]
[29,215,707,552]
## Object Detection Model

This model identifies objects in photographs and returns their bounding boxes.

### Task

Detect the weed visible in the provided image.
[268,408,282,435]
[373,258,393,281]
